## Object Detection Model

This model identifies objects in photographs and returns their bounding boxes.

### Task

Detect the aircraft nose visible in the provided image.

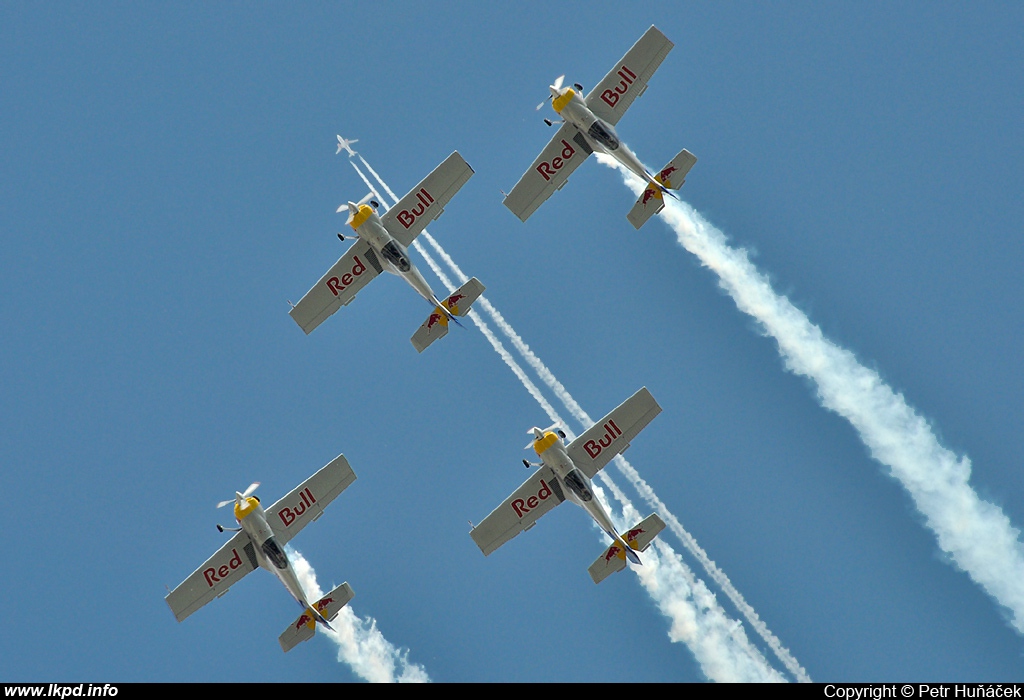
[347,201,359,215]
[533,427,545,440]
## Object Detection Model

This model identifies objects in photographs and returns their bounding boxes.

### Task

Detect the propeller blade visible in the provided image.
[538,75,565,110]
[340,201,358,225]
[524,425,550,449]
[218,482,259,509]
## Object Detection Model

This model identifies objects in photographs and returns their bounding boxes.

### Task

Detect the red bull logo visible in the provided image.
[445,293,466,312]
[295,612,313,630]
[625,527,646,543]
[316,597,334,612]
[600,65,638,108]
[511,479,554,517]
[426,310,445,330]
[203,548,244,587]
[278,487,317,528]
[536,139,576,181]
[583,420,623,460]
[641,187,659,206]
[396,188,435,230]
[326,256,368,296]
[658,165,678,185]
[604,544,622,562]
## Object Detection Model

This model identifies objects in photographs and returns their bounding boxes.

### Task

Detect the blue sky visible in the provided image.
[2,2,1023,682]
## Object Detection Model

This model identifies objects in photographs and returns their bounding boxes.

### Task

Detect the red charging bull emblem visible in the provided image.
[327,256,368,296]
[426,310,445,330]
[511,479,554,517]
[604,544,622,562]
[658,165,678,185]
[536,140,576,181]
[295,597,333,630]
[446,293,466,312]
[204,548,244,587]
[601,65,638,108]
[278,488,317,527]
[396,189,435,230]
[583,420,623,459]
[625,527,646,543]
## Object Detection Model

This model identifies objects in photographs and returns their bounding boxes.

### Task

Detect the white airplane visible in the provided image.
[336,136,358,157]
[289,151,485,352]
[166,454,358,653]
[470,388,667,584]
[503,25,698,230]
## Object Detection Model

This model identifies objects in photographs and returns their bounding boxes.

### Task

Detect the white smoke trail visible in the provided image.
[407,192,810,681]
[348,157,790,682]
[605,155,1024,633]
[289,548,430,682]
[596,478,784,682]
[348,162,562,418]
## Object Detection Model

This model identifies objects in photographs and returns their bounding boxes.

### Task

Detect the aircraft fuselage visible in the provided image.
[234,497,313,611]
[552,88,651,185]
[348,203,439,307]
[534,432,620,542]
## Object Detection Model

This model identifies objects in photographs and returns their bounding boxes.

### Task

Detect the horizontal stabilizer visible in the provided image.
[411,277,486,353]
[588,513,666,584]
[626,149,697,230]
[279,582,355,653]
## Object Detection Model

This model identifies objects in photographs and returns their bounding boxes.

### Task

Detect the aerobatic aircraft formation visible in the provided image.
[167,25,696,655]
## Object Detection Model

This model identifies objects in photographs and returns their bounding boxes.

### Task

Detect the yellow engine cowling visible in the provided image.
[533,431,560,456]
[234,495,260,521]
[552,88,576,114]
[348,203,374,230]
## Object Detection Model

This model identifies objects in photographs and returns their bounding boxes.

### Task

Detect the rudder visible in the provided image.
[410,277,486,352]
[588,514,666,584]
[278,582,355,652]
[626,149,697,229]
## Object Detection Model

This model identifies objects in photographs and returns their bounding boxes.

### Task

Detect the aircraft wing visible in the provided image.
[267,453,357,546]
[585,25,674,127]
[567,387,662,480]
[470,465,567,556]
[289,239,385,334]
[381,151,474,248]
[502,122,594,222]
[165,529,260,622]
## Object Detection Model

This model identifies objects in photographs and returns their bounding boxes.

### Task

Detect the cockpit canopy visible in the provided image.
[380,241,411,273]
[588,120,620,151]
[563,469,594,503]
[261,536,289,570]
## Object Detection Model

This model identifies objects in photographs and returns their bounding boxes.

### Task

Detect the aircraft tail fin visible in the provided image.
[588,514,667,584]
[626,149,697,230]
[411,277,485,353]
[278,582,355,653]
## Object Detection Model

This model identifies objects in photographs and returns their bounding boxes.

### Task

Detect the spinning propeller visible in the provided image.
[522,424,565,468]
[535,74,566,110]
[215,482,259,531]
[337,193,381,234]
[524,423,566,448]
[217,482,260,510]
